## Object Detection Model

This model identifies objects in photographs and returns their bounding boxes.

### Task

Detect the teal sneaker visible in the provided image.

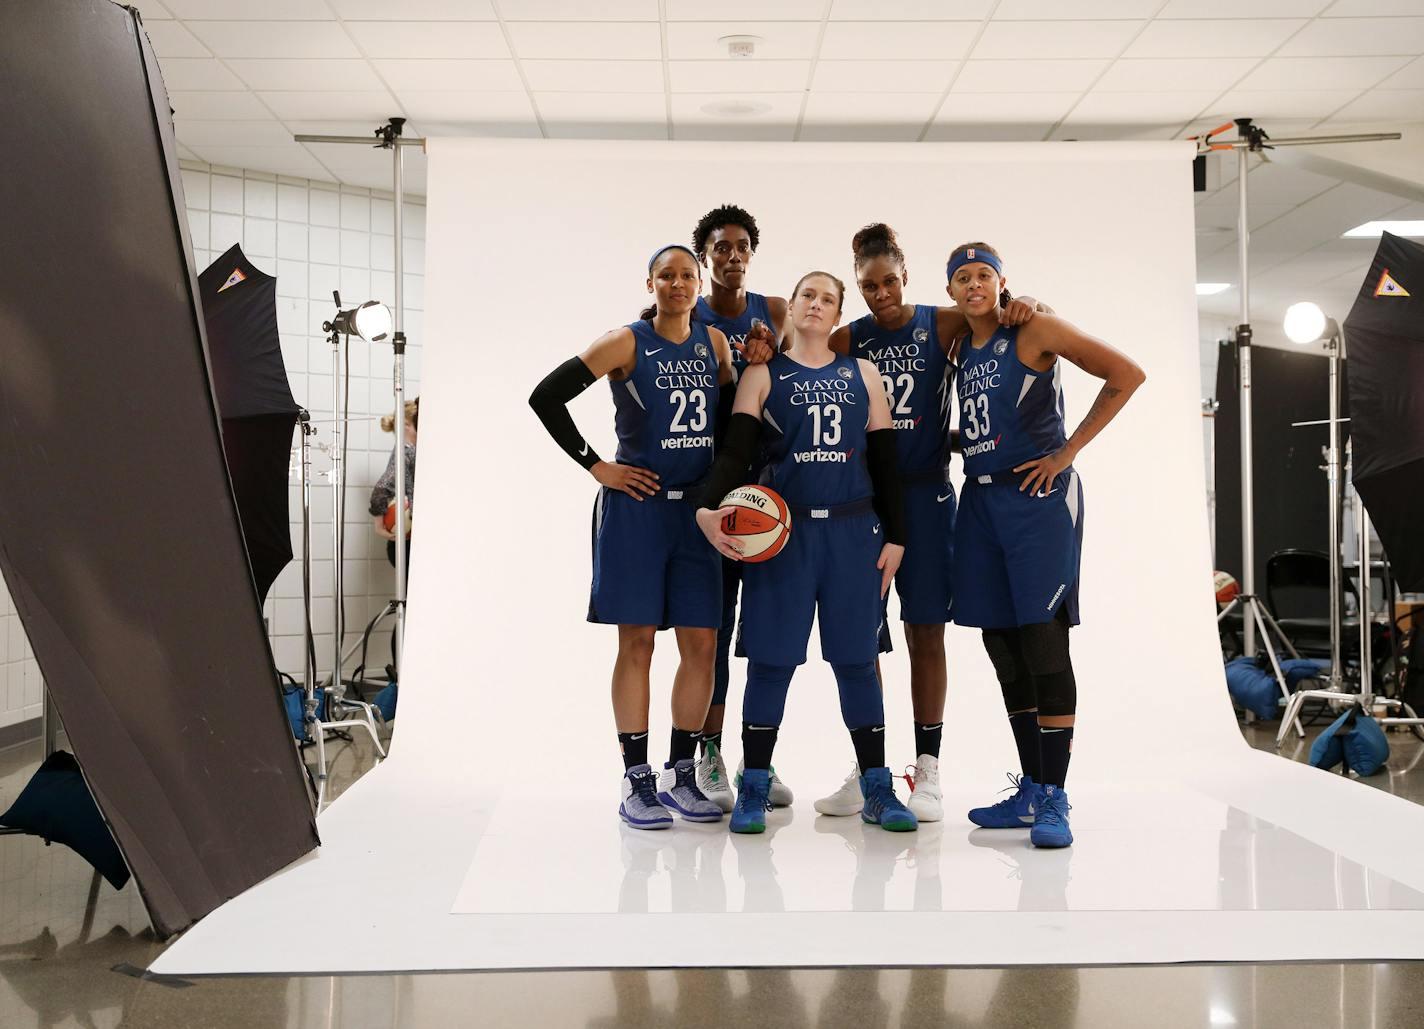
[859,766,918,832]
[731,768,771,834]
[1029,785,1073,849]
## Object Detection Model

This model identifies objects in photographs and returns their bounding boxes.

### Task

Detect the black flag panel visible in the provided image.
[199,245,300,603]
[1344,231,1424,591]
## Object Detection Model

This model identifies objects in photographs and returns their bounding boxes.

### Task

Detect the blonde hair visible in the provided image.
[380,397,419,434]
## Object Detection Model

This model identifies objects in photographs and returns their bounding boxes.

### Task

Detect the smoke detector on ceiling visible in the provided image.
[719,35,761,58]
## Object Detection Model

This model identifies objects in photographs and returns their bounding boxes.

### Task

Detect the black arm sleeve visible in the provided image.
[699,412,762,509]
[713,384,738,447]
[528,356,601,471]
[866,428,907,546]
[947,427,962,454]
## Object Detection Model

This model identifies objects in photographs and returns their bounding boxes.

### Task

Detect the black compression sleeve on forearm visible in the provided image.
[867,428,906,545]
[700,412,762,509]
[529,356,601,471]
[714,384,737,447]
[948,428,962,454]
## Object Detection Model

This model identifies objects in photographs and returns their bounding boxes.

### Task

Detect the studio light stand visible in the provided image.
[1197,118,1399,736]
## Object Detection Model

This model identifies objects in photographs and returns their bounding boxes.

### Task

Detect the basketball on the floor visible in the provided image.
[1214,570,1239,608]
[384,499,411,536]
[719,485,791,563]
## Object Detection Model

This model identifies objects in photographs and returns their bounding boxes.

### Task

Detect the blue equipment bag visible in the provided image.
[373,681,397,723]
[281,680,324,743]
[1310,707,1390,776]
[1225,657,1283,720]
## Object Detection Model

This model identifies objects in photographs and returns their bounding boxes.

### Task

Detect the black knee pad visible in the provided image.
[1018,616,1071,677]
[982,629,1035,712]
[1033,668,1077,717]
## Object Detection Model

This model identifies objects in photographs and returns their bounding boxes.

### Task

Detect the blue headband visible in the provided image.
[648,243,699,273]
[946,247,1003,281]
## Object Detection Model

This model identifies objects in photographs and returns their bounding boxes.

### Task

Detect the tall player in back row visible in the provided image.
[697,271,917,835]
[529,244,745,831]
[688,205,792,813]
[815,223,1044,824]
[948,242,1145,849]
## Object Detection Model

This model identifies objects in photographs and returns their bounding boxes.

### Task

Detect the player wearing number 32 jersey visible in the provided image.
[529,243,756,833]
[947,240,1145,851]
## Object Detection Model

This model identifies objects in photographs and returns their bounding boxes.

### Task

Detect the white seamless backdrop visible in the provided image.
[155,140,1424,975]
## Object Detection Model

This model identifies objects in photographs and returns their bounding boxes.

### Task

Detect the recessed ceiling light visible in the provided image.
[1196,282,1230,296]
[700,99,773,118]
[1342,220,1424,238]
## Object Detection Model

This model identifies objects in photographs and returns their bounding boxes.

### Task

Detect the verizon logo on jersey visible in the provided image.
[792,450,848,463]
[964,436,999,457]
[661,436,712,450]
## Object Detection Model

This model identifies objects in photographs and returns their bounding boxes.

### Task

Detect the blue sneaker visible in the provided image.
[860,766,918,832]
[967,773,1041,829]
[1030,785,1073,848]
[657,759,723,823]
[619,764,673,830]
[731,768,771,834]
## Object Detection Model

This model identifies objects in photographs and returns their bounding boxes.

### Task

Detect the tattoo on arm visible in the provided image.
[1066,384,1124,452]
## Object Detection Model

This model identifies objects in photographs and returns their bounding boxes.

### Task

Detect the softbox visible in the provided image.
[1344,231,1424,591]
[200,245,300,603]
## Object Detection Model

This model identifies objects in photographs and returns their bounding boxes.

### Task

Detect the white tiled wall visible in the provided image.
[0,164,425,728]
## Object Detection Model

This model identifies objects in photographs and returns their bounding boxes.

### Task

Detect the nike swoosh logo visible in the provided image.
[871,726,884,733]
[631,733,648,740]
[779,372,797,380]
[936,493,951,503]
[645,348,662,356]
[1041,728,1067,734]
[579,443,589,456]
[873,525,881,534]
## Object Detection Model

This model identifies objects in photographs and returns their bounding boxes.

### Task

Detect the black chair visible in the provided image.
[1265,549,1358,660]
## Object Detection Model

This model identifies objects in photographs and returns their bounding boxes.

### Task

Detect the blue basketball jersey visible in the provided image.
[694,292,771,375]
[956,324,1067,477]
[611,320,720,487]
[849,304,950,476]
[759,353,872,507]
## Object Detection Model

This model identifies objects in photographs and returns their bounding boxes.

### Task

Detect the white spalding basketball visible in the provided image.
[720,485,792,563]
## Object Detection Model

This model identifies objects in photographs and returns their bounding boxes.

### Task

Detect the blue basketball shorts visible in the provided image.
[588,487,721,629]
[738,502,885,666]
[951,468,1083,630]
[893,476,957,625]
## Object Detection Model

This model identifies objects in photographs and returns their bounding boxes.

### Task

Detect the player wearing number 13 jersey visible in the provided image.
[947,240,1145,850]
[528,243,744,832]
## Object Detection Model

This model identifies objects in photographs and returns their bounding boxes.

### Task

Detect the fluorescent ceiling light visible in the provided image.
[1196,282,1230,296]
[1341,220,1424,238]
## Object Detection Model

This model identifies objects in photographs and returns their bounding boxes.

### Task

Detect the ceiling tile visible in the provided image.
[666,21,823,60]
[507,21,662,60]
[933,91,1079,125]
[1381,56,1424,87]
[346,22,510,59]
[522,60,664,92]
[1238,55,1413,90]
[1322,88,1424,122]
[157,58,247,90]
[831,0,994,17]
[168,91,275,119]
[924,120,1056,141]
[506,0,659,18]
[535,91,666,121]
[800,91,943,140]
[164,0,332,17]
[373,59,523,91]
[226,59,387,91]
[1063,90,1221,123]
[174,120,296,146]
[131,0,174,18]
[1124,19,1308,58]
[670,92,803,127]
[329,0,494,17]
[1324,0,1424,13]
[143,21,211,57]
[820,22,979,60]
[185,144,332,179]
[953,59,1108,93]
[1095,57,1257,92]
[258,91,401,120]
[1278,17,1424,56]
[995,0,1162,17]
[972,20,1145,60]
[1158,0,1330,14]
[812,60,959,93]
[667,60,811,93]
[393,91,539,124]
[666,0,824,19]
[1209,88,1362,119]
[186,21,361,58]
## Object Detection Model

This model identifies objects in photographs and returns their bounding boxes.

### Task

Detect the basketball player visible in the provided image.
[947,242,1144,848]
[696,271,917,835]
[688,205,792,814]
[528,244,741,830]
[814,223,1043,824]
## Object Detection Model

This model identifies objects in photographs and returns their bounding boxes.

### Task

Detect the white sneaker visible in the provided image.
[736,759,794,808]
[906,754,943,823]
[814,764,864,816]
[695,740,734,813]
